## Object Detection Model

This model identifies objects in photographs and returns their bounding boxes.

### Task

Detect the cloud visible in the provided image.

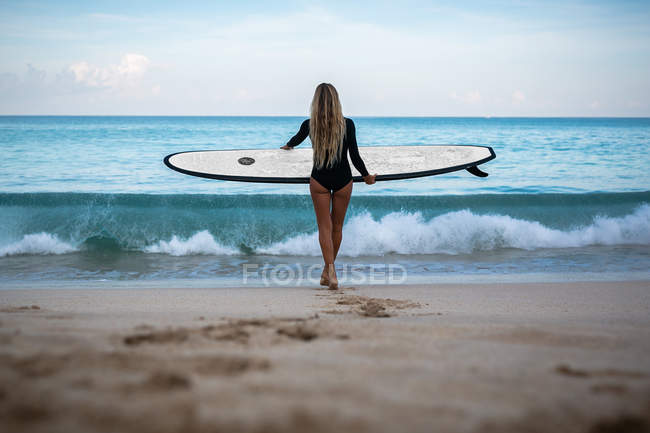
[69,54,151,91]
[0,54,160,114]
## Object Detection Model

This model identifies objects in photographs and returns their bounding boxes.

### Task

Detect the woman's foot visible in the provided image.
[327,264,339,290]
[320,268,329,286]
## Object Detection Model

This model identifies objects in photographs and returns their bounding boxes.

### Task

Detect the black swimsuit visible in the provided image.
[286,118,369,192]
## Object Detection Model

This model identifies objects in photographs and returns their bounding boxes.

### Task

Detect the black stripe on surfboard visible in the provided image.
[163,145,496,184]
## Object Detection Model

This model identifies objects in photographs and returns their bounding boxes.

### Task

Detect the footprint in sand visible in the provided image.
[0,305,41,313]
[122,316,343,347]
[324,295,420,317]
[555,364,647,379]
[142,371,192,391]
[3,353,68,378]
[276,323,321,341]
[201,322,252,344]
[191,355,271,375]
[123,328,189,346]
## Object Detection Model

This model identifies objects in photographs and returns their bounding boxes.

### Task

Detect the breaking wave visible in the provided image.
[2,203,648,257]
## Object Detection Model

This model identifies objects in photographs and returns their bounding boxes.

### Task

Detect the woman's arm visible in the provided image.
[282,119,310,149]
[346,119,370,177]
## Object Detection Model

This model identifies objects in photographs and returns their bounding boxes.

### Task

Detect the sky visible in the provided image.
[0,0,649,116]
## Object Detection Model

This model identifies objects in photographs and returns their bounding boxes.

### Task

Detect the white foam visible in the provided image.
[259,204,650,256]
[0,233,78,257]
[145,230,239,256]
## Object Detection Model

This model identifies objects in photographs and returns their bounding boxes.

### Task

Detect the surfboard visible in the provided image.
[164,145,495,183]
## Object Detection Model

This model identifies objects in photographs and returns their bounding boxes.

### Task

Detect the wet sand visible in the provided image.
[1,281,650,433]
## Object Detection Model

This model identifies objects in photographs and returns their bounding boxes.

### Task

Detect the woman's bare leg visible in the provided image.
[331,180,352,261]
[309,177,334,266]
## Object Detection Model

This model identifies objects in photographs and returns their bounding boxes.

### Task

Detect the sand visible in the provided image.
[1,281,650,433]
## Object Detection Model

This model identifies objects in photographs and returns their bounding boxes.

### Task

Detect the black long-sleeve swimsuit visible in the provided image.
[286,117,369,192]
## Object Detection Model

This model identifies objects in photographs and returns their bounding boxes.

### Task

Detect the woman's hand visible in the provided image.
[280,145,292,150]
[363,174,377,185]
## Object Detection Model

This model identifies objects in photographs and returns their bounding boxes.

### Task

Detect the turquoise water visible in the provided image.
[2,116,649,195]
[1,116,649,285]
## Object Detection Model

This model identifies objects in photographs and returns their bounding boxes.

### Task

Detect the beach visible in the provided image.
[2,280,649,433]
[1,117,649,432]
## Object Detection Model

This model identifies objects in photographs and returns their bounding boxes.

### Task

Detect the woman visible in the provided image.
[281,83,376,290]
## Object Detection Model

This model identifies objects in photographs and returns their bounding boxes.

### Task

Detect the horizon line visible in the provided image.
[1,114,649,119]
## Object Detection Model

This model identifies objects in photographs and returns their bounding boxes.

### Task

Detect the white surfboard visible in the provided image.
[164,145,495,183]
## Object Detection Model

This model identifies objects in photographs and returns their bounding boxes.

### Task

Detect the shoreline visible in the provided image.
[2,272,650,290]
[2,280,649,432]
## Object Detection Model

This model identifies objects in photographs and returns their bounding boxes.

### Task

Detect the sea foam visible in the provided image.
[0,233,78,257]
[144,230,239,256]
[259,204,650,256]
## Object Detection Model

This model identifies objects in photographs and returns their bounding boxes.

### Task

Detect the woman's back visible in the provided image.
[286,117,369,192]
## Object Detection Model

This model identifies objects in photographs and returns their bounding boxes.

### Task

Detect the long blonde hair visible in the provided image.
[309,83,346,170]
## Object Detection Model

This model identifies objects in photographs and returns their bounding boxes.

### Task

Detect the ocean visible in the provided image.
[1,116,649,287]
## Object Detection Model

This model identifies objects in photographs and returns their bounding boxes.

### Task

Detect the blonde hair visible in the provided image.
[309,83,346,170]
